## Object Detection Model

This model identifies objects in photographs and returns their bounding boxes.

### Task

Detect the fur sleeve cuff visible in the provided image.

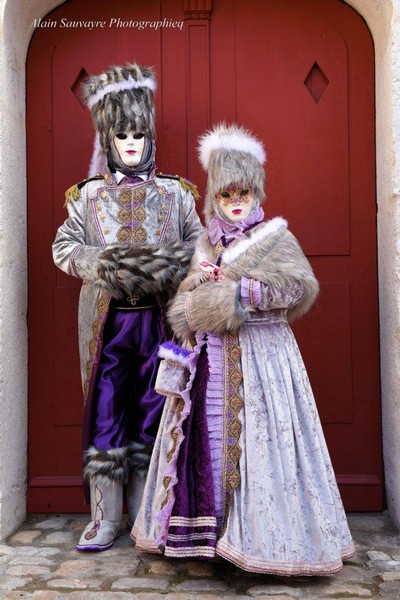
[184,279,247,335]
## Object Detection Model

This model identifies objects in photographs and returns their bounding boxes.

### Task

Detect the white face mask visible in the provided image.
[113,131,145,167]
[216,186,255,222]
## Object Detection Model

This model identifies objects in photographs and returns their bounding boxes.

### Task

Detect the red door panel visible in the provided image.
[27,0,382,512]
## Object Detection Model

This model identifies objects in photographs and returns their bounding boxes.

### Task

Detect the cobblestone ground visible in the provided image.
[0,513,399,599]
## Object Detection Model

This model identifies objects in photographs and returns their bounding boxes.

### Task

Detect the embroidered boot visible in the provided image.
[76,478,123,551]
[76,446,128,552]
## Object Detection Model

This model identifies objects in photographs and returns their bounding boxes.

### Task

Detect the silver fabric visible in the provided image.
[216,314,355,573]
[52,173,203,390]
[131,218,355,574]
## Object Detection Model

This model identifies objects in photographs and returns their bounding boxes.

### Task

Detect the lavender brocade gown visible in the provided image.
[131,283,355,575]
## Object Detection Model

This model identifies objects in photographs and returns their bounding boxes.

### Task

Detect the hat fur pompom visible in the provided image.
[198,122,266,171]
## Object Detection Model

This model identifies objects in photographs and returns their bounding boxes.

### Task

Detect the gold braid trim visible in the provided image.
[179,178,200,201]
[220,333,243,537]
[64,184,80,207]
[63,175,106,207]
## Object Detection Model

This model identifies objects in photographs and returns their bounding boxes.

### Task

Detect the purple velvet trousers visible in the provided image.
[89,306,166,450]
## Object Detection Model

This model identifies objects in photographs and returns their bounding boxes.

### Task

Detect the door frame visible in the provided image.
[0,0,398,539]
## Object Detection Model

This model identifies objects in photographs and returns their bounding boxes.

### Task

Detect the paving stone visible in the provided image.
[9,530,42,544]
[174,579,229,592]
[379,581,400,596]
[33,517,69,530]
[8,557,55,569]
[0,593,34,600]
[29,593,63,600]
[111,577,170,591]
[367,559,400,571]
[322,583,373,596]
[252,597,301,600]
[0,546,15,557]
[222,595,253,600]
[161,594,193,600]
[381,571,400,582]
[63,592,139,600]
[6,564,52,577]
[0,576,32,591]
[131,595,179,600]
[347,513,389,532]
[367,550,392,561]
[147,560,179,575]
[183,560,215,576]
[247,584,303,597]
[331,564,375,583]
[6,546,61,557]
[47,578,102,590]
[60,594,138,600]
[52,558,99,577]
[42,532,75,545]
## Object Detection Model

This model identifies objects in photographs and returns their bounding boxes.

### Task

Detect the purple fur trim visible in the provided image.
[159,342,191,358]
[158,342,192,367]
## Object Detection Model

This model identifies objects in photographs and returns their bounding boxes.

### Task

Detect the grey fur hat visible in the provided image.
[198,123,266,223]
[83,62,157,175]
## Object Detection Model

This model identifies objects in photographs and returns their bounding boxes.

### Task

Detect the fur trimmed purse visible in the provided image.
[155,341,191,397]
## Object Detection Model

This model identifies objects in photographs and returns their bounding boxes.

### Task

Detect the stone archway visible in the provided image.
[0,0,398,539]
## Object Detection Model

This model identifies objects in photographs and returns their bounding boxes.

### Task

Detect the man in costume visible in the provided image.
[52,62,203,551]
[132,123,355,574]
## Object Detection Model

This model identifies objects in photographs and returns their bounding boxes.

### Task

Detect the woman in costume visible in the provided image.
[131,123,355,575]
[52,63,203,551]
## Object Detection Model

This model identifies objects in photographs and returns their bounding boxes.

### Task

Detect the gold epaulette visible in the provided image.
[64,174,106,207]
[156,172,200,201]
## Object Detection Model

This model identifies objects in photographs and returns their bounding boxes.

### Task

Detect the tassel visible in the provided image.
[64,184,80,207]
[179,178,200,201]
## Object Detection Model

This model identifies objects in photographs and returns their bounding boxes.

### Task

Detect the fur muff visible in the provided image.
[83,446,129,484]
[198,124,266,223]
[83,63,157,151]
[168,278,248,341]
[169,218,319,338]
[96,243,195,301]
[127,442,153,479]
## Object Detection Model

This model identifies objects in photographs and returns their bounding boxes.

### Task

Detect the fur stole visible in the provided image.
[96,242,195,301]
[168,217,319,340]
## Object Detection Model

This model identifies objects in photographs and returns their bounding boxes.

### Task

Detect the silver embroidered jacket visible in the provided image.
[52,170,203,401]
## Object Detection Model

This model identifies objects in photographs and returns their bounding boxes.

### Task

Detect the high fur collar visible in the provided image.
[222,216,288,265]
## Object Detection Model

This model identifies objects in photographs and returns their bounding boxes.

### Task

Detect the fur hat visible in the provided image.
[198,123,266,223]
[83,62,157,176]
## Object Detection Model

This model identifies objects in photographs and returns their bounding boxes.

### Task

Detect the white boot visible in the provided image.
[76,479,123,552]
[127,471,147,529]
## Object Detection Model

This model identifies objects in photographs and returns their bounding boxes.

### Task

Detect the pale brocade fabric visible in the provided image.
[215,312,355,574]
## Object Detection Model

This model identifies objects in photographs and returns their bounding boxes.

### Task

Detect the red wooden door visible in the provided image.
[27,0,381,512]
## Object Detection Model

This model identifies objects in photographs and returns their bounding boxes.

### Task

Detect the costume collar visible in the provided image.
[222,216,288,265]
[208,208,265,245]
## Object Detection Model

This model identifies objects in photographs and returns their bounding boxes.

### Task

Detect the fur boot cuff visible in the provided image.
[83,446,130,484]
[127,442,153,478]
